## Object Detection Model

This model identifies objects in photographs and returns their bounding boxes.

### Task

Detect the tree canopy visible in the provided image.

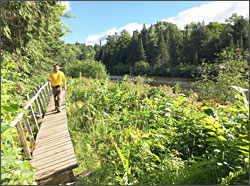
[91,14,249,77]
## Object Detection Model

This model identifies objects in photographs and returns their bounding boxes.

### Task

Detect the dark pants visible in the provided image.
[52,86,62,110]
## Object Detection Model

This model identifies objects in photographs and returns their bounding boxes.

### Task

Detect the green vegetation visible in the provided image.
[94,13,249,77]
[58,13,249,78]
[193,47,249,100]
[66,77,249,185]
[1,1,70,184]
[65,59,108,79]
[132,61,150,76]
[1,1,249,185]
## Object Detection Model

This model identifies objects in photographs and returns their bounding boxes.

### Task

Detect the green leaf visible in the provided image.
[204,116,216,124]
[216,128,224,134]
[214,121,222,128]
[239,134,248,138]
[207,138,217,143]
[201,106,214,116]
[238,146,249,151]
[2,104,19,113]
[208,132,216,136]
[241,139,249,144]
[238,150,249,154]
[218,136,227,141]
[153,154,161,162]
[204,124,216,131]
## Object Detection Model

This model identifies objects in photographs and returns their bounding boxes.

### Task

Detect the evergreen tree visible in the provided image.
[117,30,131,64]
[141,24,148,47]
[126,30,139,65]
[194,51,199,65]
[136,34,146,62]
[182,25,192,64]
[91,13,248,76]
[229,36,235,50]
[239,36,244,49]
[155,30,169,69]
[146,25,158,65]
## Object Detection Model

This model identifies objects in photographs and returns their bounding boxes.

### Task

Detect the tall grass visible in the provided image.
[66,76,249,185]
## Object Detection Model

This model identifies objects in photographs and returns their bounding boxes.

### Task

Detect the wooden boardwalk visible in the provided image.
[31,91,78,184]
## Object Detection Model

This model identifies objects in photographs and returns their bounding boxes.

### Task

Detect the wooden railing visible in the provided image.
[10,80,52,159]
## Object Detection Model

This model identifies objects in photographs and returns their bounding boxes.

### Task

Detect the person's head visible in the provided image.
[54,64,59,72]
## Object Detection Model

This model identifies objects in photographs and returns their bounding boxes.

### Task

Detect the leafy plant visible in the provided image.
[66,77,249,185]
[193,47,249,101]
[65,59,108,79]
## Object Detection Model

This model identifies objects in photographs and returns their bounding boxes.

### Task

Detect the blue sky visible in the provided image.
[60,1,249,45]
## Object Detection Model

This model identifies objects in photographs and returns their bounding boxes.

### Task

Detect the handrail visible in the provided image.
[8,80,52,159]
[10,82,49,127]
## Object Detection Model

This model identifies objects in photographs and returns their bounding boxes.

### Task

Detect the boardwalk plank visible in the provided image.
[32,141,73,156]
[34,160,77,180]
[35,131,69,143]
[32,147,73,160]
[31,91,78,183]
[34,132,70,145]
[32,154,76,171]
[32,152,76,168]
[34,138,71,151]
[36,125,68,135]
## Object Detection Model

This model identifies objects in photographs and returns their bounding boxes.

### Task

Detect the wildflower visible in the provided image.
[186,99,192,104]
[162,88,167,92]
[17,82,25,94]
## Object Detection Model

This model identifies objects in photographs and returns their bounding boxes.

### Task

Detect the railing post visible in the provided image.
[44,80,51,100]
[23,116,35,150]
[26,95,39,131]
[45,86,50,104]
[39,85,46,111]
[16,121,32,159]
[47,80,52,96]
[42,83,49,105]
[36,87,45,116]
[33,90,42,119]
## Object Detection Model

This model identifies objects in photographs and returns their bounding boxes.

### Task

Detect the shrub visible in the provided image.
[112,63,130,75]
[66,77,249,185]
[193,48,249,100]
[169,64,198,77]
[66,59,108,79]
[132,61,150,75]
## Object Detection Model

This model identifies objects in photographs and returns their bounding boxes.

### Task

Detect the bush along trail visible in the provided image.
[66,76,249,185]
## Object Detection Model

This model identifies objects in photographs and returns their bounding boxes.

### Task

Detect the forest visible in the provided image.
[62,13,249,77]
[1,1,249,185]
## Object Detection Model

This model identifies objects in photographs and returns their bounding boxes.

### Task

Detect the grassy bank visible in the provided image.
[66,76,249,185]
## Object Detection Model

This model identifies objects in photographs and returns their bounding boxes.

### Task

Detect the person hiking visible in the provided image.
[48,64,66,113]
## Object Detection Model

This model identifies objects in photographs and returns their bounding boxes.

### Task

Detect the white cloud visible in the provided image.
[162,1,249,29]
[85,1,249,46]
[85,23,150,46]
[60,1,71,12]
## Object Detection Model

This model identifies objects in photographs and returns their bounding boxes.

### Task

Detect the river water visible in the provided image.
[110,76,196,90]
